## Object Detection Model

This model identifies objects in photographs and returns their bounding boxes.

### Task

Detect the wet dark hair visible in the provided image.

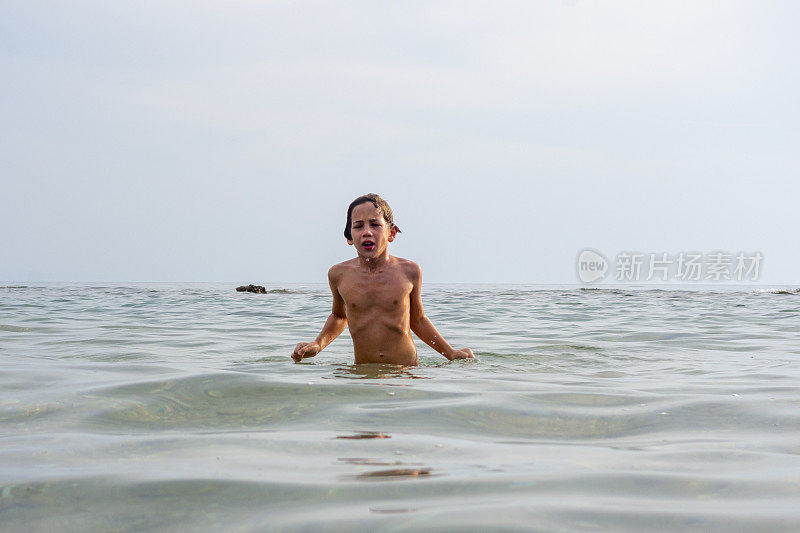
[344,193,401,240]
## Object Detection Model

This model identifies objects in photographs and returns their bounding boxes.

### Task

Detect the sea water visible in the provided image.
[1,283,799,531]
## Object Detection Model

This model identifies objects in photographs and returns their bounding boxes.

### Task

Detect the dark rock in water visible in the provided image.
[236,284,266,293]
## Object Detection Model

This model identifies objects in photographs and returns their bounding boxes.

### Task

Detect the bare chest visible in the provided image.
[338,272,412,313]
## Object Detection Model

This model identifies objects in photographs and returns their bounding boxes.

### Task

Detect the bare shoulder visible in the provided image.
[393,256,421,283]
[328,259,356,282]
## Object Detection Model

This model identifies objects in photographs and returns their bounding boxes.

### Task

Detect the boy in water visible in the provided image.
[292,193,475,365]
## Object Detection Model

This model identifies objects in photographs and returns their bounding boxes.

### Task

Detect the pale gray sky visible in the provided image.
[2,1,798,284]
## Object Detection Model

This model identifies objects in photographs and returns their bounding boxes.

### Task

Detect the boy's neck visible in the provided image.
[357,251,391,270]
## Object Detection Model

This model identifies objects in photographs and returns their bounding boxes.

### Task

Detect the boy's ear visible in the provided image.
[388,225,398,242]
[346,238,354,246]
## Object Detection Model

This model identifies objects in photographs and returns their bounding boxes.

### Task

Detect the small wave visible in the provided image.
[577,287,637,296]
[754,288,800,295]
[0,324,33,333]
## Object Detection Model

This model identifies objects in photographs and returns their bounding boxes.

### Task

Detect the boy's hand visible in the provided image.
[292,342,321,362]
[449,348,476,361]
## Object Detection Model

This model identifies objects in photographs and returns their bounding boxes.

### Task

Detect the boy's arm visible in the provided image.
[407,263,475,361]
[292,267,348,362]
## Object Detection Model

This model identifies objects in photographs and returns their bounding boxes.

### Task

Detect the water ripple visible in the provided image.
[1,283,800,530]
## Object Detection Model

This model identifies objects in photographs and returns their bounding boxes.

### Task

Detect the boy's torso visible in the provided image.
[335,257,418,365]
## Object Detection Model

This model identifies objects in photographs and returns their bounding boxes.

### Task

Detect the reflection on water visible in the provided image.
[350,468,433,481]
[331,363,432,380]
[339,458,419,466]
[1,283,800,531]
[369,506,417,514]
[335,432,391,439]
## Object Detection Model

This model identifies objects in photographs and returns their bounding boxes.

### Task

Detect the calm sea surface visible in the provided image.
[1,283,799,532]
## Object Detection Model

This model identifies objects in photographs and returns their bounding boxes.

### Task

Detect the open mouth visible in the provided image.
[362,240,375,250]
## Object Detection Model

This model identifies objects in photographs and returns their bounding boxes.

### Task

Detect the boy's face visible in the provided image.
[347,202,396,257]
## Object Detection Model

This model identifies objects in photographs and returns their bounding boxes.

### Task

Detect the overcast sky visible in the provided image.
[2,1,798,284]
